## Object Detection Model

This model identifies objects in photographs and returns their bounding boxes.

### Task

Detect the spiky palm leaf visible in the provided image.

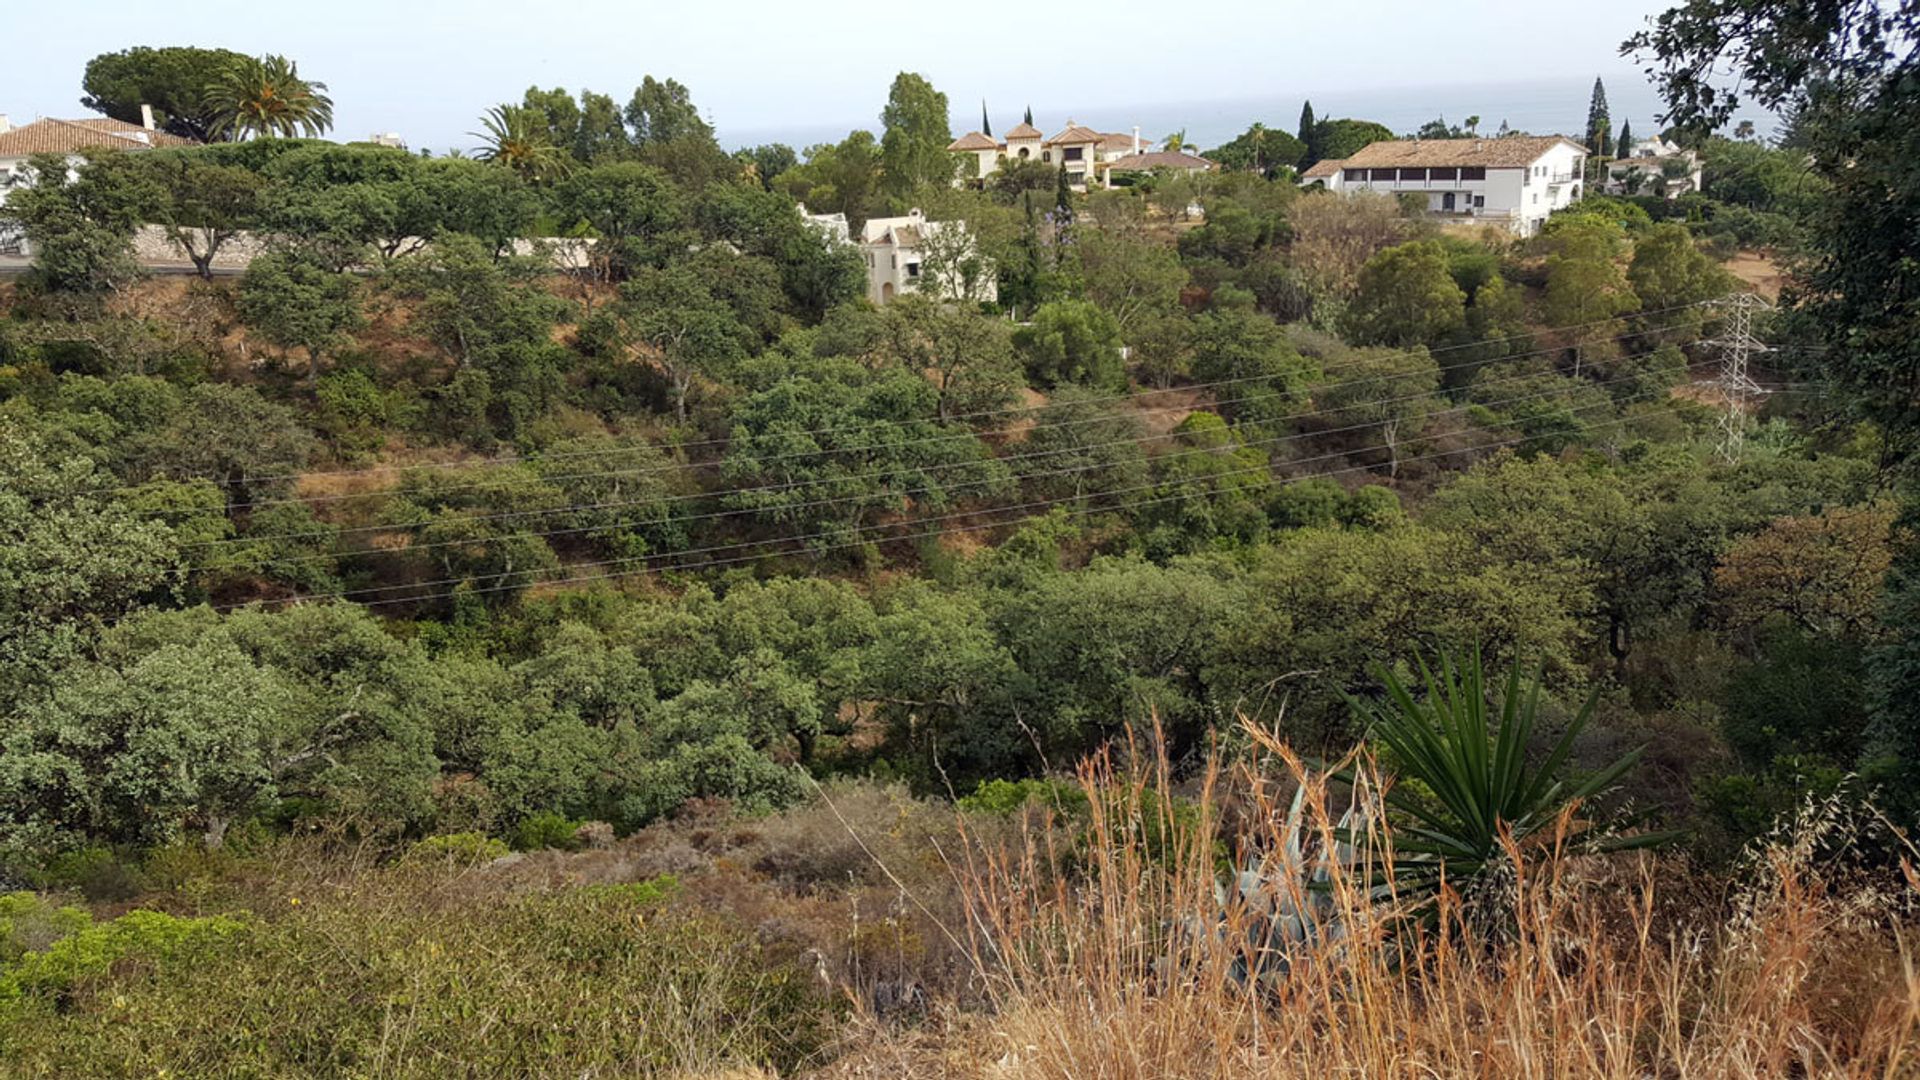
[470,105,572,182]
[1340,651,1672,904]
[206,55,333,140]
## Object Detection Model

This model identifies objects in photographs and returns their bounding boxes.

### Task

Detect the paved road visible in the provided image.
[0,255,244,277]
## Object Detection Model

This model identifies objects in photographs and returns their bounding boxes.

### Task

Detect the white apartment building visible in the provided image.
[1605,135,1704,198]
[1307,135,1588,236]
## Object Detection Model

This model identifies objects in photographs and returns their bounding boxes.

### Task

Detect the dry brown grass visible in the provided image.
[842,720,1920,1079]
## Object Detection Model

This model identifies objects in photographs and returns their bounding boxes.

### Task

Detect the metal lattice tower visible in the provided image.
[1700,293,1772,464]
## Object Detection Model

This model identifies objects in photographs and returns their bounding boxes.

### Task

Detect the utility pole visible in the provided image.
[1701,292,1772,464]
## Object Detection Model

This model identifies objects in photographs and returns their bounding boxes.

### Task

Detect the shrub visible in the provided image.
[510,810,585,852]
[959,778,1090,817]
[0,904,244,1011]
[407,832,510,864]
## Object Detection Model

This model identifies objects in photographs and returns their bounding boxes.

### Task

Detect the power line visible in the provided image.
[191,354,1694,572]
[246,398,1670,614]
[215,380,1685,611]
[135,314,1709,518]
[183,336,1712,553]
[104,300,1722,499]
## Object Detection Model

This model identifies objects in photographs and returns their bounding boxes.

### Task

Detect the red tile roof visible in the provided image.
[1337,135,1583,169]
[0,117,194,157]
[1045,124,1104,146]
[1105,150,1216,172]
[947,131,1000,151]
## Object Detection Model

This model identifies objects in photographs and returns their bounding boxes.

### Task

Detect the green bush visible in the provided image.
[35,847,145,902]
[576,874,679,906]
[509,810,584,852]
[0,903,243,1010]
[0,873,836,1075]
[959,778,1090,817]
[407,833,510,863]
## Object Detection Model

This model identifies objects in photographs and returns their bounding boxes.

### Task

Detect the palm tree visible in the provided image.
[1162,129,1189,153]
[205,55,333,139]
[470,105,572,182]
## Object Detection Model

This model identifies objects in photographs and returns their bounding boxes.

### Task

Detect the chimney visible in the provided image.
[1132,125,1141,155]
[140,103,156,131]
[0,114,10,135]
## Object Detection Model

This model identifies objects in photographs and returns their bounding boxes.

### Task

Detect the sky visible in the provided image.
[0,0,1732,154]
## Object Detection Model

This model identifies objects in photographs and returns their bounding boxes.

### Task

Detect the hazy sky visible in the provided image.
[3,0,1692,153]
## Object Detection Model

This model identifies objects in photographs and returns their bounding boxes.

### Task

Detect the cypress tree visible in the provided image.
[982,99,991,137]
[1586,77,1613,157]
[1615,117,1633,159]
[1298,100,1320,166]
[1024,104,1033,127]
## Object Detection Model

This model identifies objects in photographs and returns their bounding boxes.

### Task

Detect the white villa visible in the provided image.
[1304,135,1588,236]
[0,113,192,202]
[803,206,996,306]
[949,120,1200,190]
[1605,135,1704,198]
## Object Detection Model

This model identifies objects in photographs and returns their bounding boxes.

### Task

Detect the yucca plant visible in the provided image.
[1340,650,1671,914]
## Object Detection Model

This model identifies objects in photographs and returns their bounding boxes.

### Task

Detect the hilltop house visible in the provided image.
[1604,135,1703,198]
[804,206,996,306]
[0,113,192,202]
[1103,148,1218,184]
[948,120,1166,189]
[1307,135,1587,236]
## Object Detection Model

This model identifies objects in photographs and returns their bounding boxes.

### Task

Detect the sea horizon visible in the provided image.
[719,74,1770,154]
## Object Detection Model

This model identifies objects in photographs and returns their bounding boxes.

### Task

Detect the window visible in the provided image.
[1473,195,1485,208]
[1460,166,1486,181]
[1063,146,1083,161]
[890,254,897,269]
[1429,166,1458,181]
[1398,168,1427,182]
[1369,168,1395,181]
[1042,150,1052,163]
[906,262,920,278]
[1344,168,1366,182]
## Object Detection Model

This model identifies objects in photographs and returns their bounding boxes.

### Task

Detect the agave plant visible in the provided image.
[205,55,334,140]
[1214,777,1388,992]
[1341,650,1670,911]
[470,105,572,182]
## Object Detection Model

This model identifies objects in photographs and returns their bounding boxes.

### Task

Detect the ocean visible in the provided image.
[719,75,1772,154]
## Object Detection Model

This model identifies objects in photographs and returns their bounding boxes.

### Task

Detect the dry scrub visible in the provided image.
[848,722,1920,1078]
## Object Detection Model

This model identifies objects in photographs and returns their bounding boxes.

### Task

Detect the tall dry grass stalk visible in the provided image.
[946,717,1920,1079]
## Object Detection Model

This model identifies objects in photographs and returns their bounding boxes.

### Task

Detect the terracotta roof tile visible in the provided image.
[0,117,194,158]
[1003,122,1043,140]
[1044,124,1103,146]
[1106,150,1216,172]
[947,131,1000,151]
[1337,135,1582,169]
[1301,158,1345,178]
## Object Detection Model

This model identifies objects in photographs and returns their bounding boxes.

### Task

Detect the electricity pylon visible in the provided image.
[1700,292,1772,464]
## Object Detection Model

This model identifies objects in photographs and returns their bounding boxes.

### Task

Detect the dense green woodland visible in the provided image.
[0,51,1888,866]
[0,9,1917,1072]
